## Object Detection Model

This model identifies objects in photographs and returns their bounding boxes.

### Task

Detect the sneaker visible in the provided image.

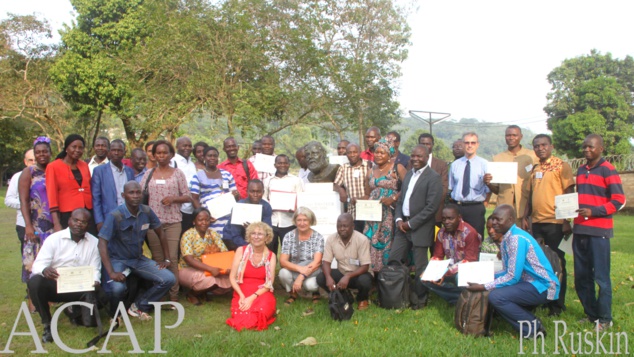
[127,303,152,321]
[595,322,611,333]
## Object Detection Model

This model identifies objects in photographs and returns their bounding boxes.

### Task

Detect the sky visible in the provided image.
[3,0,634,134]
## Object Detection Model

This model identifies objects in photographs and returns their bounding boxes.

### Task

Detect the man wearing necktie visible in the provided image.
[448,132,490,237]
[389,145,443,309]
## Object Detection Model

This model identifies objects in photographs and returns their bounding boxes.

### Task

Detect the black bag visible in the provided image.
[454,290,493,337]
[142,168,155,205]
[540,243,563,282]
[62,288,112,347]
[377,263,410,309]
[328,289,354,321]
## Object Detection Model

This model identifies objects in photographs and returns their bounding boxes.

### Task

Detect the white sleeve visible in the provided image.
[4,172,22,210]
[31,237,56,276]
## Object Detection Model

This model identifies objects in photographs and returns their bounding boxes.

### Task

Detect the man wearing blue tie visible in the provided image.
[448,132,489,237]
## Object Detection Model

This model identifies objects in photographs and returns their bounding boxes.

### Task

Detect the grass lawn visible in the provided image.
[0,189,632,356]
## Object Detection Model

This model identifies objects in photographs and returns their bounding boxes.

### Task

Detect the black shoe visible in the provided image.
[536,322,547,338]
[42,325,53,343]
[547,305,565,317]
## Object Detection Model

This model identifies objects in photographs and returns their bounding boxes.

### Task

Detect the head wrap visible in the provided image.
[374,138,395,157]
[56,134,85,160]
[33,136,51,148]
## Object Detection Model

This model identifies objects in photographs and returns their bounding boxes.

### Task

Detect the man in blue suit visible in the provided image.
[92,139,134,231]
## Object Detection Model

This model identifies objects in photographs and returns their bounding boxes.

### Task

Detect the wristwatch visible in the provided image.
[164,259,171,263]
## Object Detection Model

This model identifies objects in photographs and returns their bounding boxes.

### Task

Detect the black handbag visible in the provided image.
[328,288,355,321]
[142,168,155,205]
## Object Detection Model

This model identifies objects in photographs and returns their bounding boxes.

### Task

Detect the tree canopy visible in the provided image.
[544,50,634,157]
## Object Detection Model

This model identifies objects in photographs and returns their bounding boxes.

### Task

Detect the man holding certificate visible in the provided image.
[98,181,176,321]
[222,180,273,250]
[334,143,371,233]
[263,154,303,254]
[484,125,537,225]
[467,205,560,339]
[522,134,575,317]
[28,208,101,343]
[421,205,480,304]
[390,145,443,309]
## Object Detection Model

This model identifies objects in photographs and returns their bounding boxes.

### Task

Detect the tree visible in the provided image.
[401,129,453,162]
[545,50,634,157]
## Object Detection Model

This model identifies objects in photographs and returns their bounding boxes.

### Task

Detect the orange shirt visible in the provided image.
[45,158,93,213]
[527,156,575,224]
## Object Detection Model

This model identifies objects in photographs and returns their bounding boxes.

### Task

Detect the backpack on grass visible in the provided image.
[454,289,493,337]
[328,289,354,321]
[377,262,410,309]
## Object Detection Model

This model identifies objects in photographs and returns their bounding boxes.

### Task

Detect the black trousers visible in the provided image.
[388,229,429,300]
[317,270,373,302]
[181,212,195,235]
[16,225,25,259]
[28,275,87,325]
[269,225,295,256]
[532,222,567,311]
[458,203,485,238]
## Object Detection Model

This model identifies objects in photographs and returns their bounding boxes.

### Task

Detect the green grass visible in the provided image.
[0,189,632,356]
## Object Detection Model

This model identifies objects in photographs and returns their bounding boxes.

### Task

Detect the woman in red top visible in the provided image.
[45,134,95,233]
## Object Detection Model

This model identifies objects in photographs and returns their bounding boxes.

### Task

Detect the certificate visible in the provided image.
[206,192,236,219]
[303,182,335,193]
[420,259,450,282]
[230,203,263,225]
[457,261,494,287]
[555,193,579,219]
[479,253,503,273]
[355,200,382,221]
[269,190,297,211]
[487,162,518,184]
[558,235,573,256]
[329,155,349,166]
[297,191,341,227]
[56,266,95,294]
[253,153,276,174]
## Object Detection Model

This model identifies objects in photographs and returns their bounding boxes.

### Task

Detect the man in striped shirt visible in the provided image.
[573,134,625,332]
[334,143,371,232]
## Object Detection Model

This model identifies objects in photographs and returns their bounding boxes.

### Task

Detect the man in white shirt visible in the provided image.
[263,154,303,254]
[389,145,443,309]
[171,136,197,233]
[28,209,101,343]
[5,149,34,256]
[87,137,110,175]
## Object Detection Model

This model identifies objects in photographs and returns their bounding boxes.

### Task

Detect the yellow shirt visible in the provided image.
[492,146,538,221]
[179,228,227,269]
[527,156,575,224]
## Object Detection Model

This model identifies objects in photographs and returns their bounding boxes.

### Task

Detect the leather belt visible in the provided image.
[450,200,484,206]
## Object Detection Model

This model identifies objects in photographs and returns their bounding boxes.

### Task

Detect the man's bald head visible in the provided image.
[124,180,142,192]
[491,204,516,235]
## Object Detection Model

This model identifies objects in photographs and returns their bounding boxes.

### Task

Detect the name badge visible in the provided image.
[535,172,543,179]
[78,188,84,192]
[525,164,533,173]
[222,181,229,189]
[156,179,166,185]
[141,223,150,230]
[349,258,360,266]
[353,170,360,178]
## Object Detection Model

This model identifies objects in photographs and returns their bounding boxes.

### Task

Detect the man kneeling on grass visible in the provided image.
[317,213,373,311]
[467,204,559,338]
[98,181,175,321]
[28,208,101,343]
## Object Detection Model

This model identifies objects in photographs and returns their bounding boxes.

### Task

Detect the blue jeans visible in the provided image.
[573,234,612,323]
[422,275,464,305]
[105,256,175,315]
[489,282,548,337]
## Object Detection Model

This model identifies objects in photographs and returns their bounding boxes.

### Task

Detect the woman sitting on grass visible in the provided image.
[179,207,232,306]
[278,207,324,305]
[226,222,276,331]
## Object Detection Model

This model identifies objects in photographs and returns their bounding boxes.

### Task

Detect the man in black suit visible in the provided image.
[418,133,448,228]
[389,145,443,309]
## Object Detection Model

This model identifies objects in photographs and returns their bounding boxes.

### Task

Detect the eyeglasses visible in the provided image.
[464,141,478,146]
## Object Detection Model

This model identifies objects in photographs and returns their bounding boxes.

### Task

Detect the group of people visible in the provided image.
[4,125,624,342]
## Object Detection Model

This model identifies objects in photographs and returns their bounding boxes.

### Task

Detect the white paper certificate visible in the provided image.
[206,192,236,219]
[269,190,297,211]
[487,162,518,184]
[303,182,335,193]
[56,266,95,294]
[555,193,579,219]
[457,261,494,287]
[329,155,349,166]
[231,203,263,225]
[253,153,276,174]
[355,200,382,221]
[479,253,504,273]
[297,191,341,227]
[420,259,451,282]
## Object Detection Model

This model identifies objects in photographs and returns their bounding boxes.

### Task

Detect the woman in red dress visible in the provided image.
[226,222,277,331]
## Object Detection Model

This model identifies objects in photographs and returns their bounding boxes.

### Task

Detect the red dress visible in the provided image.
[226,252,276,331]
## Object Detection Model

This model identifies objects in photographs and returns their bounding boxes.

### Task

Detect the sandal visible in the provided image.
[312,292,320,304]
[186,292,202,306]
[284,293,297,306]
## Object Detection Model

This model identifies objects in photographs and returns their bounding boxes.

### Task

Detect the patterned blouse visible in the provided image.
[179,227,228,269]
[140,168,190,224]
[281,229,324,264]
